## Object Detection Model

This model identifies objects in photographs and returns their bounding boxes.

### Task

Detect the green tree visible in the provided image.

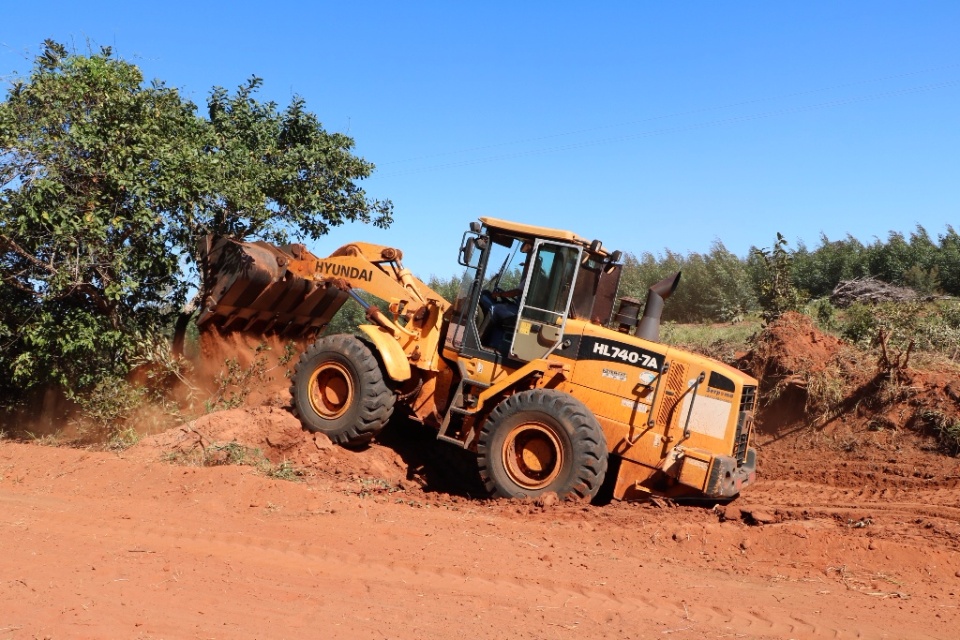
[0,42,196,393]
[860,226,943,293]
[674,242,756,322]
[0,41,392,401]
[173,76,393,253]
[749,233,805,322]
[791,233,870,298]
[935,226,960,295]
[618,243,756,323]
[426,273,463,304]
[618,250,683,315]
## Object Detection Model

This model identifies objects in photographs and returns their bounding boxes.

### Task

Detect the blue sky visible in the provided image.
[2,2,958,279]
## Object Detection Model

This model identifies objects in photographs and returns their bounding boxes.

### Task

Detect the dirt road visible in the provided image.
[2,426,958,640]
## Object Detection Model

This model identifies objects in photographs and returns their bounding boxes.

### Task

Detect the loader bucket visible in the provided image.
[197,236,349,338]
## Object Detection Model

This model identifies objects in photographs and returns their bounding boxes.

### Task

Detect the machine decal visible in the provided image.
[620,397,648,412]
[705,386,735,401]
[578,336,662,372]
[602,368,628,381]
[315,261,374,282]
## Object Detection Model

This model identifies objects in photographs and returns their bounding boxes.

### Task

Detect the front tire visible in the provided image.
[291,334,395,447]
[477,390,608,500]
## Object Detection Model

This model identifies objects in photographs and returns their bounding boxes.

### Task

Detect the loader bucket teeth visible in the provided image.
[197,236,348,338]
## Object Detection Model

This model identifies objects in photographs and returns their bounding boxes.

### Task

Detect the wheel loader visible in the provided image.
[198,217,758,501]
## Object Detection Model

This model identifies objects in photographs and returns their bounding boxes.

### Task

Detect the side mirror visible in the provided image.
[459,238,474,266]
[458,233,481,267]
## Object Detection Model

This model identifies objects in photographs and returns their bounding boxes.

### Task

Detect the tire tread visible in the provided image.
[477,389,608,500]
[290,334,395,446]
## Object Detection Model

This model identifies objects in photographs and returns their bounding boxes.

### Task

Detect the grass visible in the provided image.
[810,298,960,360]
[162,439,307,481]
[266,460,306,481]
[918,409,960,456]
[107,425,141,451]
[803,366,848,426]
[661,317,762,364]
[26,431,64,446]
[357,477,402,497]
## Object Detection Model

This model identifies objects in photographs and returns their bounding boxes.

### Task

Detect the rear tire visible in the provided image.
[477,389,608,500]
[291,334,395,447]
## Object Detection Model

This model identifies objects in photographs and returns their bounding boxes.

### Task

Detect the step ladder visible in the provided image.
[436,376,490,448]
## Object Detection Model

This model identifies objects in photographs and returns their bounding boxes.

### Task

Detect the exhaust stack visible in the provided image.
[635,272,681,342]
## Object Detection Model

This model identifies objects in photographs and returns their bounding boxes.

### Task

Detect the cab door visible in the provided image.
[509,240,582,361]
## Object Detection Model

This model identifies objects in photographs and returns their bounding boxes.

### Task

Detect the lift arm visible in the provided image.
[197,236,451,372]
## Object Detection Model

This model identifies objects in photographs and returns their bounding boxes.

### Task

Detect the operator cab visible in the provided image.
[446,217,623,365]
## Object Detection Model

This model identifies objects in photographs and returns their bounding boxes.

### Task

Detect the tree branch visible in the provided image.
[0,273,43,297]
[0,233,58,275]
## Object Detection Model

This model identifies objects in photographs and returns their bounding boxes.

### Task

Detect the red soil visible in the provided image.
[2,317,959,638]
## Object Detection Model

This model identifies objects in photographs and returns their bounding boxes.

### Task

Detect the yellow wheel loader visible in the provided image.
[198,217,758,501]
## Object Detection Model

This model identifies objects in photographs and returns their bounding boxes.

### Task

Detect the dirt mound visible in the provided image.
[743,312,960,445]
[740,312,860,433]
[740,311,960,503]
[132,405,414,492]
[128,327,490,500]
[741,311,848,381]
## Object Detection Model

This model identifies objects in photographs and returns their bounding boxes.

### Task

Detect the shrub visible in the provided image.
[750,233,806,323]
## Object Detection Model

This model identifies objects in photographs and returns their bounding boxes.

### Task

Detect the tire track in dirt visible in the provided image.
[746,479,960,521]
[741,479,960,553]
[0,490,899,639]
[761,459,960,488]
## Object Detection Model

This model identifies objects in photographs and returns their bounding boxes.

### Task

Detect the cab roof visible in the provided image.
[479,216,610,256]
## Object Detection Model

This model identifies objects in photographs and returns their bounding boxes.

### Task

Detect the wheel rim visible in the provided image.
[502,421,563,490]
[307,362,354,420]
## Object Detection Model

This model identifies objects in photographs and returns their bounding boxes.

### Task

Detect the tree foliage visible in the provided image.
[791,234,870,298]
[0,42,193,393]
[619,241,757,323]
[174,76,393,249]
[613,223,960,326]
[0,41,392,400]
[792,225,960,298]
[749,233,804,322]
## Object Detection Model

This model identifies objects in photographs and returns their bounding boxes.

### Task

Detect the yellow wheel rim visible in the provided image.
[307,362,354,420]
[502,421,563,490]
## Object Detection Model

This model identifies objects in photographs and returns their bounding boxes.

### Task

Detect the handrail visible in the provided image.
[680,371,707,441]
